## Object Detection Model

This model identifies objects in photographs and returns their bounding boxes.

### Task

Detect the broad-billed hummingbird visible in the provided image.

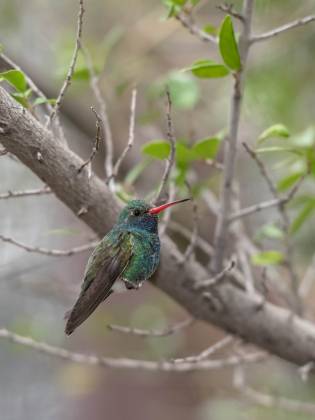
[65,198,190,335]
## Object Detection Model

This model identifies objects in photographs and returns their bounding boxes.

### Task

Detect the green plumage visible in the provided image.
[65,200,160,335]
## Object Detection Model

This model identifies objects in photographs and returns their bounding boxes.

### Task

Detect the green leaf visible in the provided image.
[251,250,284,266]
[203,24,217,36]
[167,72,200,109]
[72,67,90,81]
[142,140,170,160]
[277,171,304,192]
[0,69,27,92]
[256,224,284,240]
[291,200,315,234]
[193,137,221,159]
[258,123,290,143]
[184,59,230,78]
[176,142,198,164]
[218,16,241,71]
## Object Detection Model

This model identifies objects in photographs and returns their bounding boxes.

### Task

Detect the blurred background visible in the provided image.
[1,0,315,419]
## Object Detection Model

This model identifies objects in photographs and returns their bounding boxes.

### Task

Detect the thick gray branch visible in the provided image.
[2,87,315,368]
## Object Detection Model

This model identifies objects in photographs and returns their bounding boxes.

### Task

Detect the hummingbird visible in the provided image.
[65,198,190,335]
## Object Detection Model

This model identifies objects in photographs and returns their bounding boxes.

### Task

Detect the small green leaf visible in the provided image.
[252,250,284,266]
[142,140,170,160]
[0,69,27,92]
[258,123,290,143]
[176,142,198,164]
[290,200,315,234]
[184,59,230,78]
[219,16,241,71]
[256,224,284,240]
[72,67,90,81]
[203,24,217,36]
[193,137,221,159]
[277,171,304,192]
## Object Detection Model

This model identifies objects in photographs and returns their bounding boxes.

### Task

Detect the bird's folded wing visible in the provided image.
[65,231,133,335]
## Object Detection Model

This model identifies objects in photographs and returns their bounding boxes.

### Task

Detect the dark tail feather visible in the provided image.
[64,290,112,335]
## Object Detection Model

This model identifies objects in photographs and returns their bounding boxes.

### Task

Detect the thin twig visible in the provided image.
[211,0,254,273]
[78,107,101,177]
[80,44,114,185]
[169,220,214,256]
[0,327,264,372]
[229,173,304,222]
[217,3,244,22]
[111,88,137,180]
[194,260,235,290]
[180,181,199,262]
[242,142,303,313]
[48,0,85,139]
[175,13,217,44]
[251,15,315,44]
[0,234,97,256]
[172,335,234,364]
[235,366,315,416]
[154,88,176,203]
[108,318,194,337]
[0,187,51,200]
[159,182,176,237]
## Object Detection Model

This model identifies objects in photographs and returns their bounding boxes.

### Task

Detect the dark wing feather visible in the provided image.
[65,231,132,335]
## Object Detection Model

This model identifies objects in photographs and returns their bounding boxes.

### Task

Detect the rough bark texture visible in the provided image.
[1,86,315,367]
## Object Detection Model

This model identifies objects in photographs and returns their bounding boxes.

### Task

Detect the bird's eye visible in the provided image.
[133,209,141,216]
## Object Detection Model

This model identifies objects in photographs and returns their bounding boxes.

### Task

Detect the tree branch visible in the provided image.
[3,87,315,368]
[251,15,315,44]
[211,0,254,272]
[0,327,264,372]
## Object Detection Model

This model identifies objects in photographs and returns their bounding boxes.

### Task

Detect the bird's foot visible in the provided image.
[123,280,143,290]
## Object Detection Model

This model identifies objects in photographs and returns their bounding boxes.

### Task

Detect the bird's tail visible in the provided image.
[64,289,112,335]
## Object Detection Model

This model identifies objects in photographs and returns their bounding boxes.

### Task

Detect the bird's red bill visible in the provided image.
[148,198,190,215]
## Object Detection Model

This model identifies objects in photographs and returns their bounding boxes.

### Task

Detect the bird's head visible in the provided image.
[118,198,190,233]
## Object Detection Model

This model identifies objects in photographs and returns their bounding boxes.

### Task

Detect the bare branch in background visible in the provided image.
[172,335,234,364]
[111,88,137,181]
[154,88,176,204]
[251,15,315,44]
[169,220,214,256]
[242,142,303,313]
[48,0,85,141]
[0,234,97,257]
[108,317,194,337]
[0,187,51,200]
[0,327,265,372]
[194,260,235,290]
[80,44,114,184]
[179,181,199,262]
[211,0,254,273]
[229,169,305,222]
[159,182,176,237]
[234,365,315,416]
[175,13,217,44]
[78,107,101,177]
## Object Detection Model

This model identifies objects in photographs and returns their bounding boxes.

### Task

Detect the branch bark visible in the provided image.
[2,87,315,368]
